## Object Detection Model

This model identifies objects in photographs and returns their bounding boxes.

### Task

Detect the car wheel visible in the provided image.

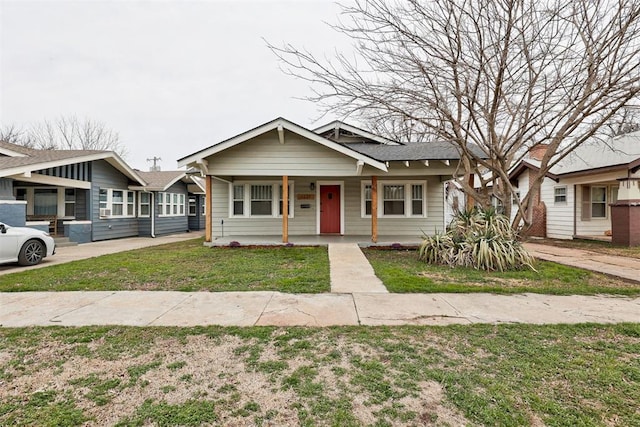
[18,239,45,266]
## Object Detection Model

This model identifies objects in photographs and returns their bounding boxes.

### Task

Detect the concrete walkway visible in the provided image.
[329,243,388,293]
[524,242,640,283]
[1,291,638,327]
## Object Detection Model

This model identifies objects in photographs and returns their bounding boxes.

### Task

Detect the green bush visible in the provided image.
[419,208,535,271]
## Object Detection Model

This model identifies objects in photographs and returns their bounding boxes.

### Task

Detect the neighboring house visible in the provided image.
[177,117,482,243]
[131,170,206,237]
[509,131,640,245]
[0,141,205,244]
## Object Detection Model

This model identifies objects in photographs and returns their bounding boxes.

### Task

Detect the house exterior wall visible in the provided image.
[154,182,189,236]
[210,175,445,237]
[0,200,26,227]
[206,131,362,177]
[188,194,206,231]
[90,160,139,241]
[538,170,622,239]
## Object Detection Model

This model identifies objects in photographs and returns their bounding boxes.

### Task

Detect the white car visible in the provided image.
[0,222,56,266]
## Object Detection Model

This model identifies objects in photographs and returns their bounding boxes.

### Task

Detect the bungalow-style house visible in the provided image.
[177,117,481,243]
[509,131,640,246]
[0,140,204,243]
[131,170,206,237]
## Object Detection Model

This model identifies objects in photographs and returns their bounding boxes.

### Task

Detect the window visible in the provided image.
[554,186,567,204]
[383,184,405,215]
[99,189,135,218]
[202,196,206,216]
[188,197,197,216]
[230,182,294,218]
[611,186,619,204]
[34,189,57,215]
[159,192,186,217]
[591,186,607,218]
[15,188,27,201]
[64,189,76,217]
[232,186,244,216]
[361,180,426,218]
[139,193,150,217]
[411,184,423,216]
[251,185,273,216]
[363,184,372,216]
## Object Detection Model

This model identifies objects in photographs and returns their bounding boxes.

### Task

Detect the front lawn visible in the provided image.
[1,324,638,426]
[363,248,640,295]
[0,239,330,293]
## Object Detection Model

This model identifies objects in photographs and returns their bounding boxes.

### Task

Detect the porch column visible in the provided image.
[611,178,640,246]
[205,175,212,243]
[282,175,289,243]
[371,176,378,243]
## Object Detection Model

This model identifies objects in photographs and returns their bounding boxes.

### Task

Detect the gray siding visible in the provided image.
[90,160,139,241]
[154,182,189,236]
[210,175,445,238]
[0,178,14,200]
[188,194,206,230]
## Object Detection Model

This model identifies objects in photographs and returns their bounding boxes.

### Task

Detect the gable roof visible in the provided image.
[177,117,389,172]
[0,140,38,157]
[314,120,400,145]
[132,170,188,191]
[0,142,146,185]
[510,131,640,180]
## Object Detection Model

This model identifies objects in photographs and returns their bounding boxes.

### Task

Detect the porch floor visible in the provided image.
[206,235,424,247]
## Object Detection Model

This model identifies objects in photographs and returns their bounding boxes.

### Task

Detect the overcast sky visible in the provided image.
[0,0,352,170]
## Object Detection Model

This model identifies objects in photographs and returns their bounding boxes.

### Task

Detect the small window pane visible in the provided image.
[112,205,123,216]
[234,201,244,215]
[411,184,423,215]
[112,191,123,203]
[384,201,404,215]
[140,205,150,216]
[140,193,150,203]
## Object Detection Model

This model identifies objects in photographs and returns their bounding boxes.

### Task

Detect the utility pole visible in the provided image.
[147,156,162,172]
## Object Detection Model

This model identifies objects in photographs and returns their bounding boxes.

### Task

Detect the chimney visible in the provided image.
[528,143,549,161]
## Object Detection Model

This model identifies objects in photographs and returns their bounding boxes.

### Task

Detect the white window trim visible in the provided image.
[188,197,197,217]
[554,186,567,204]
[228,181,295,218]
[591,185,608,219]
[138,192,151,218]
[99,188,136,219]
[158,192,186,217]
[360,180,427,218]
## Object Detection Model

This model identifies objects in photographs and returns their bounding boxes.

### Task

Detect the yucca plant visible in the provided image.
[419,207,535,272]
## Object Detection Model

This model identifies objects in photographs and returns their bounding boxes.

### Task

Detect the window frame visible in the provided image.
[360,180,427,218]
[98,188,136,219]
[138,192,150,218]
[228,181,295,218]
[158,192,187,217]
[554,186,567,204]
[591,186,608,219]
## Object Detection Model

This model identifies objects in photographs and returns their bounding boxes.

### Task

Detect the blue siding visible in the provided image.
[90,160,139,241]
[0,202,26,226]
[154,182,189,236]
[188,194,206,230]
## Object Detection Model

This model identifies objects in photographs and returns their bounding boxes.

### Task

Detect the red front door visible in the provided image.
[320,185,341,234]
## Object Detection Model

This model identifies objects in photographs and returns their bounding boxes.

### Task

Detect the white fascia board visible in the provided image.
[0,148,28,157]
[9,173,92,189]
[0,151,147,186]
[313,120,400,145]
[177,117,388,172]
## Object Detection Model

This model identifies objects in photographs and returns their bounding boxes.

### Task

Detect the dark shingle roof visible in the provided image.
[345,141,485,161]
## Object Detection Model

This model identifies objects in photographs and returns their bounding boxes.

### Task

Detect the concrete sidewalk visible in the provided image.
[1,291,638,327]
[524,242,640,283]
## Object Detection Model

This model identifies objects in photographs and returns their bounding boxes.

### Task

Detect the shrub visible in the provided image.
[419,207,535,271]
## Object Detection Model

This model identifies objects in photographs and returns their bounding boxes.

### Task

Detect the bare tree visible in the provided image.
[1,116,127,158]
[605,106,640,136]
[270,0,640,230]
